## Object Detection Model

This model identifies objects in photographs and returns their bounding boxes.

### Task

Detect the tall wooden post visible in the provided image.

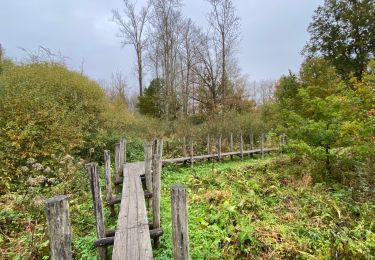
[159,139,164,158]
[218,135,222,161]
[171,185,189,260]
[152,154,162,248]
[145,142,153,193]
[153,139,158,156]
[182,136,187,157]
[250,132,254,150]
[45,195,72,260]
[104,150,115,216]
[114,143,121,193]
[119,139,125,177]
[189,138,193,167]
[86,163,106,260]
[261,133,264,159]
[230,133,234,160]
[240,133,244,160]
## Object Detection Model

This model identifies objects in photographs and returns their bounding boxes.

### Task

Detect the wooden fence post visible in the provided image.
[171,185,189,260]
[104,150,115,216]
[114,143,121,192]
[86,163,106,260]
[183,136,187,157]
[145,142,153,193]
[230,132,234,160]
[240,133,244,160]
[45,195,72,260]
[261,133,264,159]
[218,135,222,161]
[189,138,193,167]
[153,139,158,156]
[159,139,164,158]
[119,139,125,177]
[207,135,210,155]
[152,154,162,248]
[250,132,254,150]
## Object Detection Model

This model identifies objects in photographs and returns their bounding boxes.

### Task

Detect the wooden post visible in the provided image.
[207,134,210,154]
[152,154,162,248]
[145,142,153,193]
[250,133,254,150]
[159,139,164,158]
[86,163,106,260]
[153,139,158,156]
[240,133,244,160]
[104,150,115,216]
[119,139,125,177]
[182,136,187,157]
[171,185,189,260]
[261,133,264,159]
[230,132,234,160]
[218,135,222,161]
[45,195,72,260]
[189,138,193,167]
[114,143,121,193]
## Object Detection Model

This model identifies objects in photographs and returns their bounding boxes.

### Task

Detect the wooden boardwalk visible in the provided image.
[163,148,276,164]
[112,162,153,260]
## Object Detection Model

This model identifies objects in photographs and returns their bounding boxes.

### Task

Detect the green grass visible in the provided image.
[154,155,375,259]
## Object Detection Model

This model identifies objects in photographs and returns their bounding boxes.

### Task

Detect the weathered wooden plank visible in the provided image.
[171,185,189,260]
[112,162,153,260]
[45,195,72,260]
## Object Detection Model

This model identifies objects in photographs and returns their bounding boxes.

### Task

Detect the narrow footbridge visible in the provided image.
[112,162,153,259]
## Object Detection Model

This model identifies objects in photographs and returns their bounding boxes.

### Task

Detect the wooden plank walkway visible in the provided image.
[162,148,277,164]
[112,162,153,260]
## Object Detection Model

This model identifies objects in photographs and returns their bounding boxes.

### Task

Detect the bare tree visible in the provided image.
[149,0,183,119]
[112,0,151,96]
[207,0,240,104]
[109,72,128,104]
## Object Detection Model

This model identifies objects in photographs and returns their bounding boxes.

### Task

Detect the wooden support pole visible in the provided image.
[207,135,211,160]
[86,163,106,260]
[45,195,72,260]
[152,154,162,248]
[230,132,234,160]
[250,132,254,150]
[159,139,164,158]
[240,133,244,160]
[261,133,264,159]
[119,139,125,177]
[145,142,153,193]
[153,139,158,156]
[182,136,187,157]
[104,150,115,216]
[218,135,222,161]
[171,185,189,260]
[189,138,193,167]
[114,143,121,192]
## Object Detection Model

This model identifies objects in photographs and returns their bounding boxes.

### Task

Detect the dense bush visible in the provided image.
[0,61,107,193]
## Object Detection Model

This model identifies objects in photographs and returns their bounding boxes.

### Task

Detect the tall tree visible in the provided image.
[207,0,240,103]
[149,0,183,119]
[304,0,375,80]
[112,0,151,96]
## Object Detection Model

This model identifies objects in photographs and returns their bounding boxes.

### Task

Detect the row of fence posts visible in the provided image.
[44,133,286,259]
[44,138,190,260]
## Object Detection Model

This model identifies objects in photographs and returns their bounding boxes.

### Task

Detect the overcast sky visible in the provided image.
[0,0,323,94]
